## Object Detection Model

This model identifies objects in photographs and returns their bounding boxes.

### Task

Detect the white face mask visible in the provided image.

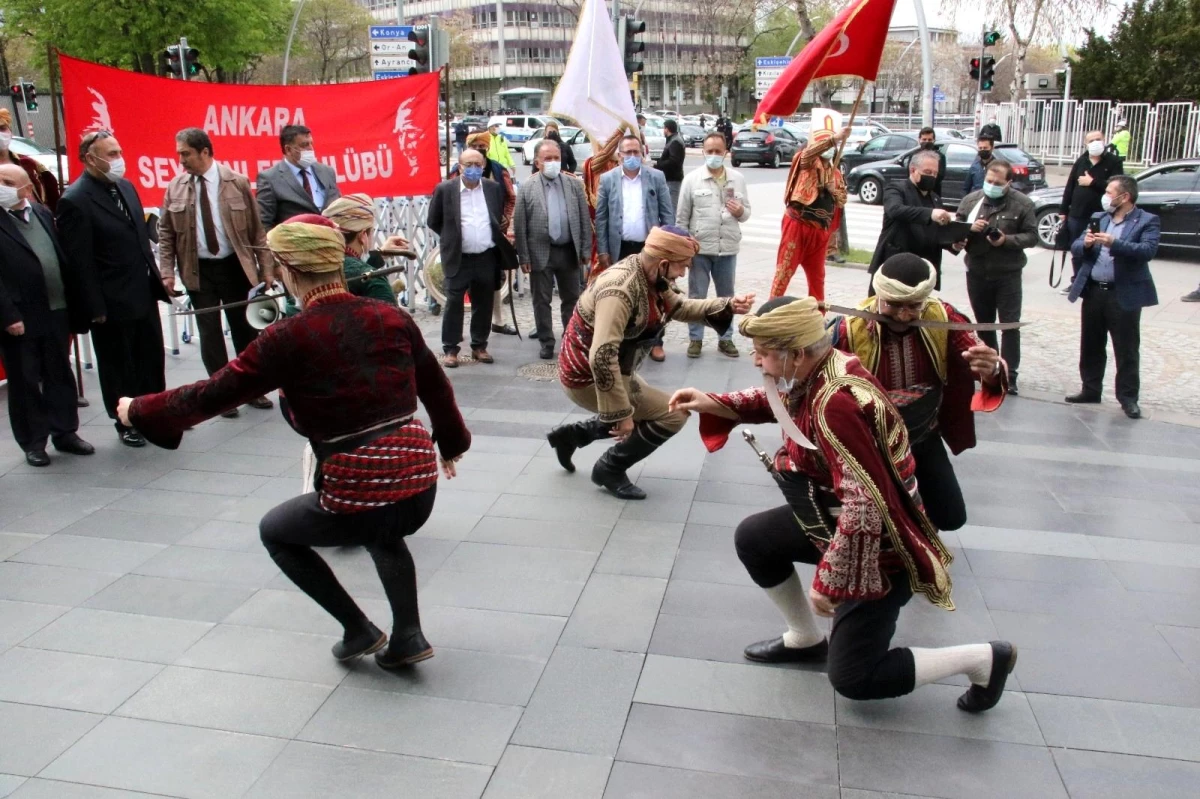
[1087,141,1105,157]
[540,160,561,179]
[296,149,318,168]
[1101,194,1119,213]
[102,157,126,182]
[0,184,21,208]
[0,131,11,148]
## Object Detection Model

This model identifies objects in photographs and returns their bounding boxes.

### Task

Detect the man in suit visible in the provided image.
[595,134,674,360]
[0,164,94,466]
[426,149,507,368]
[1067,175,1159,419]
[56,131,168,447]
[655,119,686,210]
[159,128,275,417]
[917,127,947,196]
[255,124,341,230]
[513,139,591,361]
[868,149,955,293]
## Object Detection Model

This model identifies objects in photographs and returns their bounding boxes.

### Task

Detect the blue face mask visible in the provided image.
[982,182,1007,200]
[623,155,642,172]
[462,165,484,183]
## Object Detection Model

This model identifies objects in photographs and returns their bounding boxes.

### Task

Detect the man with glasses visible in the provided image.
[828,253,1006,532]
[868,150,954,293]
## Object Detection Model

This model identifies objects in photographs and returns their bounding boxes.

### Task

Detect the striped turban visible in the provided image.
[324,193,375,232]
[643,225,700,262]
[738,296,827,351]
[267,220,345,274]
[466,131,492,148]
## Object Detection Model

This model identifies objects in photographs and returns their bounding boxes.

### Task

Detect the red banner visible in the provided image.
[59,54,443,207]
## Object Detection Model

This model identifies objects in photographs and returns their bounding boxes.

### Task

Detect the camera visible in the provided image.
[985,226,1003,242]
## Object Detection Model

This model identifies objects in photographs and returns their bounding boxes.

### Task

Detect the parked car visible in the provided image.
[639,117,667,159]
[487,114,555,148]
[731,127,807,168]
[521,126,580,165]
[845,121,891,146]
[461,116,489,134]
[563,128,599,165]
[10,136,68,183]
[838,132,919,176]
[678,125,708,148]
[846,142,1047,207]
[1025,159,1200,252]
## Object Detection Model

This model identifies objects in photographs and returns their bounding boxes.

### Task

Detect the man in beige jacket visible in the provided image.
[158,127,275,415]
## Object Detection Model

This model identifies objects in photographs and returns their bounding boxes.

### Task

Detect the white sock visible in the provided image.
[911,644,994,687]
[764,570,824,649]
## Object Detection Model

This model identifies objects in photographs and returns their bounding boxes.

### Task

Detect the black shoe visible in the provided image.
[1121,401,1142,419]
[743,636,829,664]
[25,449,50,467]
[491,323,518,336]
[546,419,609,474]
[76,395,90,408]
[1008,379,1019,397]
[247,396,274,410]
[52,433,95,456]
[539,343,555,360]
[1065,391,1101,404]
[375,630,434,669]
[220,408,241,418]
[118,428,146,448]
[591,459,647,499]
[331,623,388,662]
[957,641,1018,713]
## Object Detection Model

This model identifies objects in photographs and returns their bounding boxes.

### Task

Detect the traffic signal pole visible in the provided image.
[975,25,985,130]
[180,37,190,81]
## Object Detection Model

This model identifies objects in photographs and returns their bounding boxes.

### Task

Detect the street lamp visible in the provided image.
[282,0,309,84]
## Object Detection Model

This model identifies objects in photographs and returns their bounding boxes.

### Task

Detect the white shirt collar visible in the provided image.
[621,170,642,183]
[460,179,482,193]
[199,161,221,185]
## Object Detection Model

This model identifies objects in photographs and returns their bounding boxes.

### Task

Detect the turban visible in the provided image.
[738,296,827,351]
[0,109,10,126]
[872,253,937,304]
[267,220,345,274]
[467,131,492,148]
[324,193,375,232]
[642,225,700,262]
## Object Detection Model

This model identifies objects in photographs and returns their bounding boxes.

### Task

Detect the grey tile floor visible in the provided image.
[2,331,1200,797]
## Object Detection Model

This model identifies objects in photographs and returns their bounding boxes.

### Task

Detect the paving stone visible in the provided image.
[175,624,347,685]
[670,547,756,586]
[1052,748,1200,799]
[483,746,612,799]
[659,579,781,624]
[342,646,546,706]
[420,569,584,616]
[133,546,279,587]
[10,535,164,574]
[54,509,203,544]
[0,533,40,560]
[0,702,102,776]
[441,541,598,582]
[0,562,119,606]
[22,608,212,664]
[560,574,667,653]
[175,520,262,553]
[0,647,161,713]
[1158,624,1200,668]
[222,588,391,636]
[647,612,824,667]
[954,525,1100,559]
[144,468,271,497]
[0,600,68,651]
[603,762,833,799]
[962,549,1120,586]
[421,605,566,659]
[617,478,699,523]
[0,776,21,798]
[835,684,1044,745]
[85,575,256,623]
[1028,692,1200,762]
[466,515,613,551]
[5,780,165,798]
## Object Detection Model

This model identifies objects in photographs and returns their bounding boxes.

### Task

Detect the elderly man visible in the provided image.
[56,131,167,447]
[1063,130,1124,285]
[770,128,849,301]
[159,128,275,417]
[1067,175,1160,419]
[828,253,1005,532]
[0,109,59,210]
[546,226,753,499]
[513,140,591,361]
[255,125,342,230]
[669,296,1016,712]
[916,127,947,196]
[0,164,93,466]
[869,149,954,292]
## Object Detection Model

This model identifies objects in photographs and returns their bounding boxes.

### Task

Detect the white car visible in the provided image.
[10,136,69,183]
[639,117,667,159]
[488,114,555,149]
[521,126,580,165]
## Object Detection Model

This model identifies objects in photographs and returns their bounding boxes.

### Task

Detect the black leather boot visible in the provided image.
[547,419,611,473]
[591,429,659,500]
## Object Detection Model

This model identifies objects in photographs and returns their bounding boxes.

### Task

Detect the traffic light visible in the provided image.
[969,57,981,81]
[621,17,646,76]
[164,45,183,77]
[408,26,431,75]
[984,30,1003,47]
[183,47,201,77]
[980,55,996,92]
[22,82,36,113]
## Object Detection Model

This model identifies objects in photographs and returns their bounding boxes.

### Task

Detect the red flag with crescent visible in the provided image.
[755,0,897,124]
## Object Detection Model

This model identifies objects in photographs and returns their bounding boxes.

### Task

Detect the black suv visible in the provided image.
[731,127,806,168]
[846,142,1047,207]
[838,133,918,176]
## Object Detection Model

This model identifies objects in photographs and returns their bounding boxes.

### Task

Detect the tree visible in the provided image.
[1071,0,1200,102]
[296,0,370,84]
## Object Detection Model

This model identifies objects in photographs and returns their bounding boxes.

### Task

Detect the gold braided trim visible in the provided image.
[844,298,951,384]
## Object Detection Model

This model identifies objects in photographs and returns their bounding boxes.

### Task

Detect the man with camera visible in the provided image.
[953,159,1038,394]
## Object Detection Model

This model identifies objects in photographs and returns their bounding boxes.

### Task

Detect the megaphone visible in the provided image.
[245,284,287,330]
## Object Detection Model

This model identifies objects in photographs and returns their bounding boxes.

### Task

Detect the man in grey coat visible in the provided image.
[514,140,592,360]
[255,125,342,230]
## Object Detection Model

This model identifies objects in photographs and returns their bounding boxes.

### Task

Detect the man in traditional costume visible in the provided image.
[826,253,1006,531]
[117,218,470,669]
[668,296,1016,711]
[324,193,407,305]
[581,129,625,279]
[546,225,753,500]
[769,128,849,301]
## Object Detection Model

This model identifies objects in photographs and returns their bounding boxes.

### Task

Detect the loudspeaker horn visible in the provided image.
[246,285,287,330]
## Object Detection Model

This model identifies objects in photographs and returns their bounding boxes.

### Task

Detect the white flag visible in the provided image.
[550,0,638,149]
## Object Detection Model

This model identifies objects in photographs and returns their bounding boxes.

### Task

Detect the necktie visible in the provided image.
[546,179,563,242]
[108,185,130,221]
[197,176,220,255]
[8,209,26,224]
[299,168,314,200]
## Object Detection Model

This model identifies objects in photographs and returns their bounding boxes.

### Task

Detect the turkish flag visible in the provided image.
[756,0,897,123]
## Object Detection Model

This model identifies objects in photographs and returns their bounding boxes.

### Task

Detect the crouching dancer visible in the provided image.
[669,296,1015,711]
[118,219,470,668]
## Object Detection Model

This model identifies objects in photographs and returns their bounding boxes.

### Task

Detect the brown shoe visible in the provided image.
[248,395,274,410]
[442,352,459,368]
[472,349,494,364]
[649,346,666,362]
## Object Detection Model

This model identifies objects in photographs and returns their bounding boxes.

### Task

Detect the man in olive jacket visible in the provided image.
[953,158,1038,393]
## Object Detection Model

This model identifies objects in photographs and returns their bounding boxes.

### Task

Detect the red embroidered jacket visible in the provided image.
[130,292,470,511]
[699,350,954,609]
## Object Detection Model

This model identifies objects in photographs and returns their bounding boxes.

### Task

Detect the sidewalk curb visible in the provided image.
[1013,389,1200,428]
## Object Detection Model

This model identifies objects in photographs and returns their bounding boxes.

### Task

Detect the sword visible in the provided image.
[819,302,1027,332]
[742,431,777,474]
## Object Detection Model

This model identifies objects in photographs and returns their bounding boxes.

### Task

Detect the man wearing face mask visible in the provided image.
[952,159,1037,394]
[868,150,954,292]
[961,136,996,196]
[916,127,946,196]
[1067,175,1159,419]
[56,130,168,447]
[1061,130,1124,284]
[677,131,749,358]
[668,296,1016,713]
[255,125,342,231]
[0,163,93,466]
[546,225,753,499]
[655,119,686,210]
[770,128,849,302]
[0,109,60,211]
[324,193,410,305]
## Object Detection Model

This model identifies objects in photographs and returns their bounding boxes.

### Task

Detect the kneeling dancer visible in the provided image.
[669,296,1015,710]
[547,225,753,499]
[827,253,1006,531]
[119,219,470,668]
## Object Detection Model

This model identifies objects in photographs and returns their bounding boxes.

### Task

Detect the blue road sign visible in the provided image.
[373,71,410,81]
[933,86,946,103]
[756,56,792,68]
[768,117,785,128]
[369,25,413,39]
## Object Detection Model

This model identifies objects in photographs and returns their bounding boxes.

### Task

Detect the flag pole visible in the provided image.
[833,80,868,167]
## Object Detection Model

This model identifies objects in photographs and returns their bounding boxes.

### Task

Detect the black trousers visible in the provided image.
[911,434,967,531]
[189,254,259,377]
[531,244,583,344]
[734,505,916,700]
[1067,216,1089,280]
[1079,282,1141,403]
[90,309,165,424]
[441,249,498,354]
[0,310,79,451]
[965,271,1022,380]
[259,486,436,638]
